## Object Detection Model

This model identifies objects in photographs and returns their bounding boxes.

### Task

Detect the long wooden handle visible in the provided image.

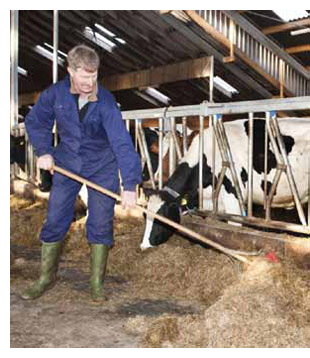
[53,165,251,263]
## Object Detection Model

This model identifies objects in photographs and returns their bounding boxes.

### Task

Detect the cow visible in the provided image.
[10,132,87,220]
[141,126,199,184]
[11,133,54,192]
[10,135,26,172]
[141,117,310,249]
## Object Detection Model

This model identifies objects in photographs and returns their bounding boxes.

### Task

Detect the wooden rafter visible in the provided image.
[102,56,212,91]
[285,44,310,54]
[263,18,310,35]
[19,57,213,105]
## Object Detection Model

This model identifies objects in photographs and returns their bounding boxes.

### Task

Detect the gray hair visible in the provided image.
[67,44,100,72]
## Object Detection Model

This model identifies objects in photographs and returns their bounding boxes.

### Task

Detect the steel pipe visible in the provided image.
[158,117,164,189]
[199,115,204,210]
[247,113,254,217]
[182,117,188,155]
[271,113,307,225]
[218,115,246,215]
[211,115,216,212]
[53,10,59,147]
[10,10,18,133]
[170,117,182,161]
[138,119,156,189]
[10,10,19,179]
[53,10,59,84]
[265,167,283,221]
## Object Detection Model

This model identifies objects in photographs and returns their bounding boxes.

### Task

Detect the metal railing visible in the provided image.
[195,10,309,97]
[11,97,310,235]
[123,96,310,234]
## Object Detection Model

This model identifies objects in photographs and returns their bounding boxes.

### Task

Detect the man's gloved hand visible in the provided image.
[121,190,137,210]
[37,154,54,174]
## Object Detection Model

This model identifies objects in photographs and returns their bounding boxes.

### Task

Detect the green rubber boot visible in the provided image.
[90,244,109,302]
[21,241,62,300]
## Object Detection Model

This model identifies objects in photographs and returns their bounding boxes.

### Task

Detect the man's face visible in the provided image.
[68,67,98,96]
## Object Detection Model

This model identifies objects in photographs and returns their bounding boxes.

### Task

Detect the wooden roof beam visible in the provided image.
[102,56,212,91]
[19,57,213,104]
[263,18,310,35]
[285,44,310,54]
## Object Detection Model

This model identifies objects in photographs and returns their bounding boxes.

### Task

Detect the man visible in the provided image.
[22,45,142,302]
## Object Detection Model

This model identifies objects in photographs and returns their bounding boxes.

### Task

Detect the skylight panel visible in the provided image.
[273,10,309,22]
[291,28,310,36]
[94,23,116,37]
[144,87,171,105]
[213,76,238,96]
[93,24,127,46]
[18,66,28,76]
[115,37,126,45]
[34,45,65,66]
[83,27,116,53]
[44,43,67,58]
[134,90,160,106]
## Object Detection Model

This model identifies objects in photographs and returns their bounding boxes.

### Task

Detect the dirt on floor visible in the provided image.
[10,194,310,348]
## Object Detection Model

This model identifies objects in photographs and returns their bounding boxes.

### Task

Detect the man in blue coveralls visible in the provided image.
[21,45,142,302]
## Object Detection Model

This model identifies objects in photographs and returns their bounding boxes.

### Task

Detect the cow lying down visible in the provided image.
[141,117,310,249]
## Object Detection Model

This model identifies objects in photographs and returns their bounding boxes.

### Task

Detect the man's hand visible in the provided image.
[37,154,54,174]
[121,190,137,210]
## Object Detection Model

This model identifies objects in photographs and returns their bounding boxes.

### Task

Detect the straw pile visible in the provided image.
[10,195,46,248]
[127,258,310,348]
[11,194,310,348]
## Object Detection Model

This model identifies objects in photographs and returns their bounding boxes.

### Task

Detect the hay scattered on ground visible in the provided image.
[11,195,310,348]
[130,258,310,348]
[10,195,46,248]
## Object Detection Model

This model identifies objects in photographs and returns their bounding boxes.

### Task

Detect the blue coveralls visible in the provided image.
[25,76,142,247]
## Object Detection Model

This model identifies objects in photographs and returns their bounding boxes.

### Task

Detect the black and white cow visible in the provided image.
[10,135,26,171]
[10,134,54,192]
[141,117,310,249]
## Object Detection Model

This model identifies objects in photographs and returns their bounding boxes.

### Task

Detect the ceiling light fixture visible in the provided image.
[34,45,65,66]
[115,37,126,45]
[44,42,67,57]
[290,28,310,36]
[94,23,116,37]
[144,87,171,105]
[94,24,126,45]
[213,76,238,97]
[18,66,28,76]
[83,27,116,52]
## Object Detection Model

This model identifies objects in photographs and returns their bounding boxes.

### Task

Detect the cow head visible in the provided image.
[140,152,213,249]
[141,188,182,250]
